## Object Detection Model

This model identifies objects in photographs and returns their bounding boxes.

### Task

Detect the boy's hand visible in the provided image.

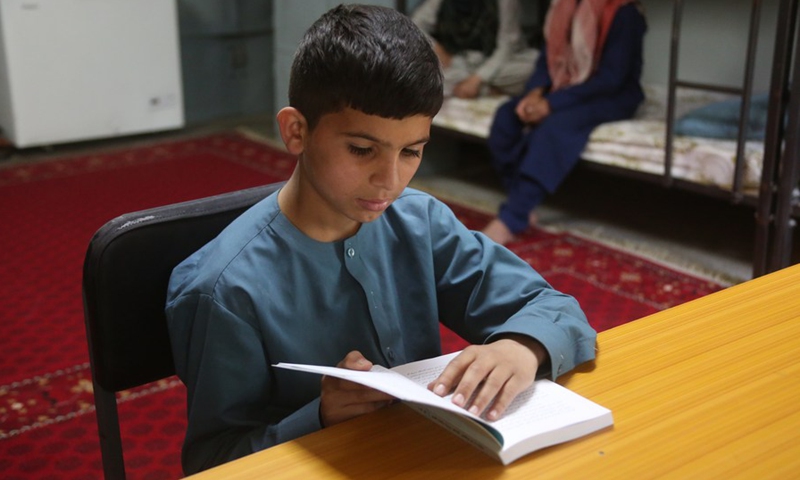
[515,88,551,124]
[319,351,395,427]
[428,336,547,421]
[453,74,483,99]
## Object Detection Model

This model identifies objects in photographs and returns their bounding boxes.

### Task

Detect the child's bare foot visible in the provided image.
[481,218,516,245]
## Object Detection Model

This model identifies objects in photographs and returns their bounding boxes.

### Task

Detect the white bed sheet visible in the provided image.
[431,85,764,192]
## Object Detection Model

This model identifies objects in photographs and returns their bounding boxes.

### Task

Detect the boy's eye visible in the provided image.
[402,148,422,159]
[348,145,372,156]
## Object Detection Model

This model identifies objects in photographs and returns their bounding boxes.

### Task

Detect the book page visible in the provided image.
[390,351,460,387]
[489,380,611,448]
[274,358,480,420]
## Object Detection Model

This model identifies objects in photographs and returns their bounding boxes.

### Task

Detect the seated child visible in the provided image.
[482,0,647,244]
[412,0,538,98]
[166,4,597,475]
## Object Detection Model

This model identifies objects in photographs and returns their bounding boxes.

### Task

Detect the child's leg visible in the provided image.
[498,174,547,234]
[488,49,539,96]
[487,99,526,190]
[481,173,546,245]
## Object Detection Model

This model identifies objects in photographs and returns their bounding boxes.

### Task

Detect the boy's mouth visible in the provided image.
[357,198,391,212]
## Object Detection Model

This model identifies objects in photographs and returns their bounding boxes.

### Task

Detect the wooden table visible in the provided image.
[187,264,800,479]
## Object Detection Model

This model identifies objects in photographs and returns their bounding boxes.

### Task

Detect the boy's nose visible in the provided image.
[371,157,400,189]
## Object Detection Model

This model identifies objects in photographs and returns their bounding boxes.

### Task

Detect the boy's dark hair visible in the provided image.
[289,4,444,130]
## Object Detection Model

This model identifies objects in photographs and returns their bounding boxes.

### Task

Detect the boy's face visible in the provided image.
[293,107,431,239]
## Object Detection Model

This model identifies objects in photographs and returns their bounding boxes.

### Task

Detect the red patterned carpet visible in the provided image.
[0,132,721,479]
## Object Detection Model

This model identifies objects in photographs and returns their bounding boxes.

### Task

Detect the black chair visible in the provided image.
[81,182,284,479]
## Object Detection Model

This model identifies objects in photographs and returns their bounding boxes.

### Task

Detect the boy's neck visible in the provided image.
[277,174,362,243]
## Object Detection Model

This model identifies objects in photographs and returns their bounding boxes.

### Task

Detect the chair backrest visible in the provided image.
[81,181,283,479]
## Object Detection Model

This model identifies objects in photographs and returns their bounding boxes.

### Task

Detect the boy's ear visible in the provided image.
[276,107,308,155]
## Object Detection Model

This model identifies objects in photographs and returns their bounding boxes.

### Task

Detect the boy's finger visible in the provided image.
[337,350,372,370]
[428,349,475,396]
[486,374,532,421]
[449,358,494,409]
[463,369,507,416]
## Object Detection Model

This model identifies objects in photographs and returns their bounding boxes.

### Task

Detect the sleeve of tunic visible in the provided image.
[523,45,552,93]
[427,199,597,379]
[166,292,323,475]
[474,0,527,82]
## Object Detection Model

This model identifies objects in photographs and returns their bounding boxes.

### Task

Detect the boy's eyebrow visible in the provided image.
[344,131,430,148]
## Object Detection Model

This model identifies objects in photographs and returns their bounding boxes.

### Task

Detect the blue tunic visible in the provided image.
[166,187,596,474]
[488,4,647,232]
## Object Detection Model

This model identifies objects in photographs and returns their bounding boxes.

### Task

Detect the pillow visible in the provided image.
[674,93,769,141]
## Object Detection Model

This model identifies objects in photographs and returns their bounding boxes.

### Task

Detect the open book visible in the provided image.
[274,351,612,465]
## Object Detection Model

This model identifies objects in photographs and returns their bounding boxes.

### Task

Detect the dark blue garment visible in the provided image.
[487,4,647,233]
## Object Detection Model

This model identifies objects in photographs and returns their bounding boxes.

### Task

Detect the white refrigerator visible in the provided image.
[0,0,184,148]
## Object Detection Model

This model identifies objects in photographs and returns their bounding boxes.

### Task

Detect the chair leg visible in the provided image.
[92,383,126,479]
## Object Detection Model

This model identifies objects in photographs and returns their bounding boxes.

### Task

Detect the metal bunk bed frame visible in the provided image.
[755,0,800,276]
[404,0,800,278]
[666,0,800,277]
[533,0,800,278]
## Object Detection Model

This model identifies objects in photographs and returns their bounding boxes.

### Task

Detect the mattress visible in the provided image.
[431,85,764,193]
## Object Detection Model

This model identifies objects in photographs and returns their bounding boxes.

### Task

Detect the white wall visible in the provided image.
[640,0,779,92]
[270,0,782,121]
[272,0,396,118]
[407,0,780,92]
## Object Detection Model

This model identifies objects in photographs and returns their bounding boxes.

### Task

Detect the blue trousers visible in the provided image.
[487,94,640,233]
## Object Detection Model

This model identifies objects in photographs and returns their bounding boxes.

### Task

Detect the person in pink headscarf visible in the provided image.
[483,0,646,244]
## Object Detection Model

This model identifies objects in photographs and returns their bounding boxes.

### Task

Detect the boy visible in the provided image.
[166,4,596,475]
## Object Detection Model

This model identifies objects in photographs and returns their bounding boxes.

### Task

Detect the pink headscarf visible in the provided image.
[544,0,638,91]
